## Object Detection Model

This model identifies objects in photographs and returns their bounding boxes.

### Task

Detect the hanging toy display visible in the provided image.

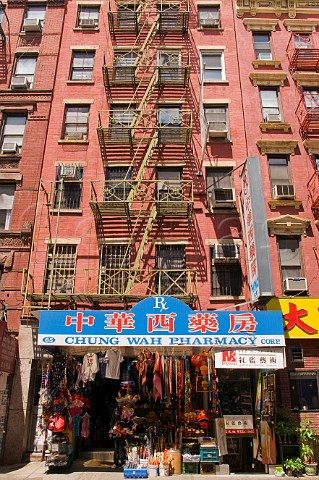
[211,367,218,414]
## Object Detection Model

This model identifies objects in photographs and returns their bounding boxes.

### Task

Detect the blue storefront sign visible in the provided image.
[38,296,285,347]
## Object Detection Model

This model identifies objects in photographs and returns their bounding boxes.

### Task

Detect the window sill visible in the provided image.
[209,295,245,301]
[205,207,238,214]
[259,121,291,132]
[73,27,100,32]
[58,139,89,144]
[268,198,302,210]
[50,209,83,214]
[197,27,224,31]
[203,80,229,85]
[252,59,281,69]
[19,31,42,36]
[0,153,22,159]
[67,80,95,85]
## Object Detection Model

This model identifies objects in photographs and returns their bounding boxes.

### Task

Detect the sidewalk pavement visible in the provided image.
[1,460,319,480]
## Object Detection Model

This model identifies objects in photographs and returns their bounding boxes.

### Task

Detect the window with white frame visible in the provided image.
[53,165,84,209]
[0,185,15,230]
[201,52,224,81]
[1,113,27,154]
[260,88,281,122]
[77,5,100,28]
[253,33,272,60]
[204,105,229,139]
[23,4,46,30]
[70,51,95,81]
[277,236,303,283]
[62,105,89,141]
[268,157,291,197]
[12,55,37,89]
[198,6,220,28]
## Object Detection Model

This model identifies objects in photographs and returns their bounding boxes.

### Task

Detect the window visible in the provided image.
[70,51,94,81]
[204,105,229,139]
[198,6,220,28]
[117,4,137,29]
[23,4,46,30]
[158,4,179,30]
[1,113,27,154]
[62,105,89,141]
[253,33,272,60]
[268,157,293,199]
[157,106,181,126]
[158,50,181,81]
[104,166,133,201]
[157,168,182,201]
[201,52,224,81]
[44,244,76,293]
[11,55,37,89]
[113,51,137,81]
[278,236,302,281]
[290,371,319,411]
[303,89,319,112]
[99,244,129,294]
[294,34,311,49]
[260,88,281,122]
[155,244,186,295]
[211,253,242,296]
[53,165,83,209]
[77,5,100,28]
[206,168,234,207]
[0,185,15,230]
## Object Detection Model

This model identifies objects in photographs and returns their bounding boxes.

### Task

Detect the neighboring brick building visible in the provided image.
[1,0,319,470]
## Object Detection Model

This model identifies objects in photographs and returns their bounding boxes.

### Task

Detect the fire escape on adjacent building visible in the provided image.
[21,0,198,316]
[286,33,319,224]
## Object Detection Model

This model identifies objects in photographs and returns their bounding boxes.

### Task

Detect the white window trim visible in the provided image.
[200,51,226,82]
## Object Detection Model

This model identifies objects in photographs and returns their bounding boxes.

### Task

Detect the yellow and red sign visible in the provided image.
[267,298,319,338]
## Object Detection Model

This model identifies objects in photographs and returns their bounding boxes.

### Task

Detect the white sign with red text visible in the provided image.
[215,349,285,369]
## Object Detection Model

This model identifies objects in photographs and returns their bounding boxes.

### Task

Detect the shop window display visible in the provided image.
[37,350,260,473]
[290,371,319,411]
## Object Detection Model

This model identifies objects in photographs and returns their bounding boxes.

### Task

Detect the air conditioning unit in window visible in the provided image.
[79,18,97,28]
[23,18,42,32]
[1,142,18,154]
[213,243,240,263]
[265,113,281,122]
[199,18,219,28]
[59,165,82,179]
[283,277,308,293]
[272,184,295,199]
[11,76,30,90]
[208,122,228,138]
[208,188,236,209]
[65,132,85,140]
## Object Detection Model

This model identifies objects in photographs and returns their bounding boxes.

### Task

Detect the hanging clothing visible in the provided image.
[105,349,124,380]
[152,352,162,401]
[81,412,91,438]
[96,351,108,378]
[72,414,82,437]
[82,353,99,383]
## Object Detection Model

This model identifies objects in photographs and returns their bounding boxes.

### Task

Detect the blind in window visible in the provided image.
[202,54,222,68]
[0,186,15,209]
[3,116,27,136]
[207,169,232,189]
[15,57,37,75]
[278,237,300,266]
[260,89,278,108]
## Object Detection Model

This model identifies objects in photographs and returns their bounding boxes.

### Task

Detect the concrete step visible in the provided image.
[80,449,114,462]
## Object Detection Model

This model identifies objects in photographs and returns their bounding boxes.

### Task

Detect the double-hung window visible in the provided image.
[99,244,130,294]
[303,89,319,112]
[104,166,133,201]
[201,52,224,82]
[158,50,181,82]
[44,245,76,293]
[211,245,242,297]
[12,55,37,89]
[155,244,186,295]
[294,34,311,49]
[114,51,137,81]
[198,6,220,28]
[1,114,27,154]
[53,165,83,210]
[260,88,281,122]
[157,106,181,127]
[253,33,272,60]
[206,168,234,207]
[278,236,302,283]
[0,185,15,230]
[23,5,46,31]
[77,6,100,28]
[268,157,292,198]
[62,105,89,141]
[70,51,94,81]
[157,168,183,202]
[204,105,229,140]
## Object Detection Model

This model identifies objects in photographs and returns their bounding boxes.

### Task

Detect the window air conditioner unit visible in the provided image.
[11,76,30,90]
[59,165,82,179]
[79,18,97,27]
[199,18,219,28]
[272,184,295,199]
[23,18,42,32]
[213,243,240,263]
[265,113,281,122]
[65,132,85,140]
[283,277,307,293]
[208,122,228,138]
[208,188,236,209]
[1,142,18,154]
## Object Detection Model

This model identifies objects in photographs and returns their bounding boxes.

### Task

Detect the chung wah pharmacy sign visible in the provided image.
[215,349,285,369]
[38,296,285,347]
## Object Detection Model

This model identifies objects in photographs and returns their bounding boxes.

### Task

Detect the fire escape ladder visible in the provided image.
[124,205,157,295]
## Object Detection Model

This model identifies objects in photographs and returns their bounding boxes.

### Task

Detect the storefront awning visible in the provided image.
[38,296,285,348]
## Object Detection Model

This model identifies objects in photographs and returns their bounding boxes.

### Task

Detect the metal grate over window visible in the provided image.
[44,245,76,293]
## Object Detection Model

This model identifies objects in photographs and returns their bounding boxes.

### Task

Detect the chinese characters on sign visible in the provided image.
[224,415,255,435]
[214,350,285,369]
[266,298,319,338]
